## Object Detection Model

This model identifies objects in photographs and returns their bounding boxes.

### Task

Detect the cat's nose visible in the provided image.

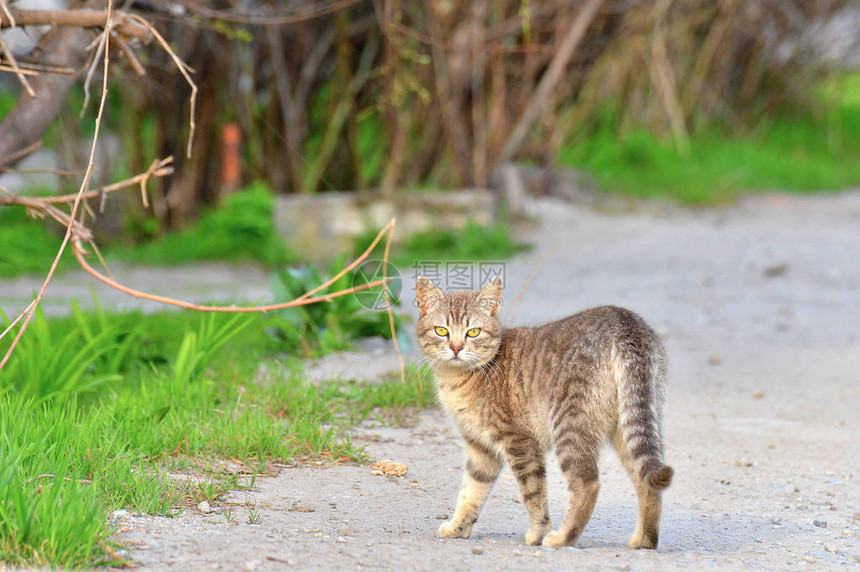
[450,345,463,356]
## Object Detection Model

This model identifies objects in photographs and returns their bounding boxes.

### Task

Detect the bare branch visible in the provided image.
[0,166,86,176]
[0,1,16,28]
[178,0,367,26]
[0,60,76,75]
[0,18,36,97]
[81,30,107,117]
[68,220,397,314]
[1,8,152,43]
[0,157,173,205]
[111,29,145,77]
[0,64,38,76]
[381,219,405,384]
[128,13,196,158]
[0,0,116,371]
[0,24,94,166]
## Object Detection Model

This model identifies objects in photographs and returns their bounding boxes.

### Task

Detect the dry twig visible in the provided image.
[381,219,405,383]
[0,17,36,97]
[68,221,396,314]
[0,0,116,371]
[0,60,76,75]
[128,14,197,158]
[25,473,93,485]
[0,8,152,43]
[0,157,174,206]
[0,64,37,76]
[0,1,16,28]
[181,0,366,25]
[0,2,407,385]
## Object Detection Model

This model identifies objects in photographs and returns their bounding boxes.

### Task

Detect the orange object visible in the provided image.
[220,123,242,193]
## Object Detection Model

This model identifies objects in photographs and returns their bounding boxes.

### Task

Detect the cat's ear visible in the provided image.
[415,276,443,316]
[478,276,502,316]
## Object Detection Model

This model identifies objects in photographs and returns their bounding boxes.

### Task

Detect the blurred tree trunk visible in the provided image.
[2,0,847,228]
[0,0,106,166]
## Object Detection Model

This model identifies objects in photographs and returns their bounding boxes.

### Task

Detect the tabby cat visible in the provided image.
[415,276,673,549]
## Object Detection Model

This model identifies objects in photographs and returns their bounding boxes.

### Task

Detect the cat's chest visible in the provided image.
[435,373,500,443]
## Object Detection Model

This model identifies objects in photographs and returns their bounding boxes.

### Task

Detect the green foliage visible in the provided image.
[356,221,529,269]
[268,258,401,356]
[0,183,294,279]
[0,301,432,567]
[0,304,132,403]
[0,396,174,568]
[0,206,69,278]
[558,85,860,204]
[0,91,16,118]
[327,365,436,423]
[356,112,387,187]
[113,182,294,266]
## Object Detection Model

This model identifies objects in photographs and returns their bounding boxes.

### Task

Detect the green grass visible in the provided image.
[558,101,860,205]
[0,303,434,567]
[0,183,294,279]
[0,197,73,279]
[112,182,294,267]
[356,220,530,271]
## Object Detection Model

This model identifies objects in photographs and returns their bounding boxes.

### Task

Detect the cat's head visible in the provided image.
[414,276,503,370]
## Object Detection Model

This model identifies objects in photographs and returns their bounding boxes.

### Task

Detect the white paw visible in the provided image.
[541,531,567,548]
[628,532,657,549]
[524,529,545,546]
[438,521,472,539]
[524,521,552,545]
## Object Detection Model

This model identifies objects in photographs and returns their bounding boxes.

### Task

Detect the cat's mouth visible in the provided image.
[446,353,475,367]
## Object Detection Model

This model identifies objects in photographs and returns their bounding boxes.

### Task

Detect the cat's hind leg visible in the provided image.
[613,430,664,549]
[439,439,503,539]
[501,435,552,545]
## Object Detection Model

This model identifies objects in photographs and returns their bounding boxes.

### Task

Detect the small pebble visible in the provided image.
[197,501,213,514]
[752,390,764,399]
[471,547,483,555]
[109,509,129,523]
[813,520,827,528]
[763,262,788,278]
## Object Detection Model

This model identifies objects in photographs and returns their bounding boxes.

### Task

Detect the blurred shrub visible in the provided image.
[113,182,293,266]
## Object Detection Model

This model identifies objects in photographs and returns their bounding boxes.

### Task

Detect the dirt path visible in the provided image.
[7,192,859,570]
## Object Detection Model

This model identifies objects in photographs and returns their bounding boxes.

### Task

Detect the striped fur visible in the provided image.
[415,276,673,549]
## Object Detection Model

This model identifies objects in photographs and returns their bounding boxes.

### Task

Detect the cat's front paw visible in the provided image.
[541,531,568,548]
[438,521,473,539]
[524,521,552,545]
[628,531,657,549]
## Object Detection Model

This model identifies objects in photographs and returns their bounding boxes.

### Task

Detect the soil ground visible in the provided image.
[3,192,859,570]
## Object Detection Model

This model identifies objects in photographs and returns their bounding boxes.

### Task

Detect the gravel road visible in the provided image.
[5,191,859,570]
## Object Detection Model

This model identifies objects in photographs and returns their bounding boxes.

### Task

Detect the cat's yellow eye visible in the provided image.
[434,326,449,337]
[466,328,481,338]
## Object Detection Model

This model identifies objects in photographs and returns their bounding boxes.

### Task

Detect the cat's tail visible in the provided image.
[615,343,673,492]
